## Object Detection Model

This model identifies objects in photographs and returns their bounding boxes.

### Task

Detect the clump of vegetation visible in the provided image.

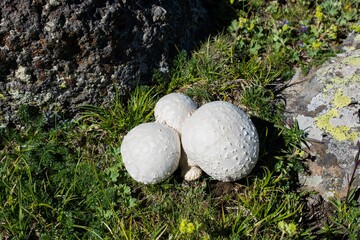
[1,0,359,238]
[229,0,359,65]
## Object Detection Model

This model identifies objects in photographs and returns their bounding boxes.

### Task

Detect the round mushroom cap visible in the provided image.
[181,101,259,182]
[154,93,198,133]
[120,122,181,184]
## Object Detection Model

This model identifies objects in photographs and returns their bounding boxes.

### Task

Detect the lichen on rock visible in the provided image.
[314,88,359,142]
[284,34,360,200]
[333,89,352,108]
[314,108,359,142]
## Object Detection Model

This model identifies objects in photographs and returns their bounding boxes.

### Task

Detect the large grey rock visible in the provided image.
[0,0,213,127]
[285,33,360,200]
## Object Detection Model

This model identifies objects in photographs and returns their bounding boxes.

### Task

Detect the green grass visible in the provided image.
[1,0,360,239]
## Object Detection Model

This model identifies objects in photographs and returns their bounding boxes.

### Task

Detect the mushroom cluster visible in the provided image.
[120,93,259,184]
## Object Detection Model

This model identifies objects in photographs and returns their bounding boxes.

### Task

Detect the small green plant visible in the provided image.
[272,119,308,189]
[178,218,201,238]
[228,0,358,70]
[222,168,307,239]
[278,220,298,239]
[319,191,360,239]
[78,85,157,143]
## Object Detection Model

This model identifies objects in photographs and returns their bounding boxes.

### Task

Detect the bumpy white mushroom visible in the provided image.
[120,122,181,184]
[154,93,202,181]
[154,93,198,133]
[181,101,259,182]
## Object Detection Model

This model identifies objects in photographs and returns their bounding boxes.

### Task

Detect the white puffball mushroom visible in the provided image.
[154,93,202,181]
[181,101,259,182]
[154,93,198,133]
[120,122,181,184]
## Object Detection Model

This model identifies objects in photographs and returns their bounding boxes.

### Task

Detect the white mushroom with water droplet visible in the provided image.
[181,101,259,182]
[154,93,202,181]
[120,122,181,184]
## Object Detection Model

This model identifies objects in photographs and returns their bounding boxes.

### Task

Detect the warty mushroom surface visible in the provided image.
[181,101,259,182]
[120,122,181,184]
[154,92,198,133]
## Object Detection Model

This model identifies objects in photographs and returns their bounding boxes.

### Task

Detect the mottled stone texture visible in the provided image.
[285,33,360,200]
[0,0,213,127]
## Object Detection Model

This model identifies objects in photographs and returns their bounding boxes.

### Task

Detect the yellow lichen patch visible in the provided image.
[342,56,360,66]
[330,76,347,84]
[350,72,360,82]
[315,108,360,142]
[60,81,67,89]
[333,89,351,108]
[328,74,359,84]
[324,84,333,92]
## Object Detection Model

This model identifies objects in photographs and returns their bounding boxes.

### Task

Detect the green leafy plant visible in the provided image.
[222,168,307,239]
[228,0,358,71]
[319,192,360,239]
[0,106,137,239]
[78,85,157,142]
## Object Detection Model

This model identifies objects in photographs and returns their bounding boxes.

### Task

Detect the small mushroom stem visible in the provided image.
[184,166,202,181]
[179,148,202,181]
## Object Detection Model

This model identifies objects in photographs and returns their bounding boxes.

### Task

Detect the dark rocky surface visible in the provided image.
[0,0,222,127]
